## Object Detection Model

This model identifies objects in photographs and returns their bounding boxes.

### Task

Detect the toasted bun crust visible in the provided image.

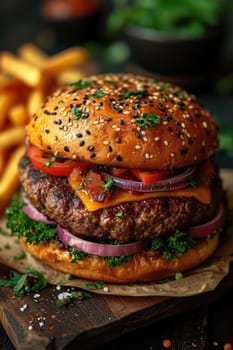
[20,233,219,283]
[27,73,219,170]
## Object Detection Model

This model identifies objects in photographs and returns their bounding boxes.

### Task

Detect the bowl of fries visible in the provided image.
[0,43,95,215]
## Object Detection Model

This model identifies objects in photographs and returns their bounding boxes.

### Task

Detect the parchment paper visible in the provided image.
[0,169,233,297]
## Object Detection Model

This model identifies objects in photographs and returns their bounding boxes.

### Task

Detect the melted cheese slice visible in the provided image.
[69,177,211,212]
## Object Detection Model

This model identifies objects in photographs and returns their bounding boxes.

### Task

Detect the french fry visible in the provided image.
[0,91,17,130]
[0,126,25,149]
[9,104,30,126]
[27,87,44,117]
[18,43,47,67]
[0,150,4,177]
[0,43,94,214]
[43,47,89,76]
[0,52,42,87]
[56,68,84,85]
[0,145,25,214]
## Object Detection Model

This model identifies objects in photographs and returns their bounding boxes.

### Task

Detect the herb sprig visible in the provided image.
[0,269,48,298]
[69,79,95,91]
[134,113,161,129]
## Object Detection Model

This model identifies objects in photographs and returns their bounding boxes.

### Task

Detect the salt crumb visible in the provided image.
[20,304,28,312]
[103,286,109,293]
[57,292,72,300]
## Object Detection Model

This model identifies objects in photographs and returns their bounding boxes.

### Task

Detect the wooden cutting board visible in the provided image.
[0,169,233,350]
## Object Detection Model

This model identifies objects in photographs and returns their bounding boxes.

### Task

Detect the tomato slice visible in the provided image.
[130,169,170,185]
[108,166,128,177]
[27,145,89,176]
[69,168,112,203]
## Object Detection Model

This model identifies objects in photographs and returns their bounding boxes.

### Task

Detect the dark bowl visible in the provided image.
[123,23,226,87]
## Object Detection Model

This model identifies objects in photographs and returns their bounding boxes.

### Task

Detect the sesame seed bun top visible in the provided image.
[27,73,219,170]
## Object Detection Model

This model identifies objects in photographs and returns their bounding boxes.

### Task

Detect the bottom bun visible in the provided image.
[20,234,219,283]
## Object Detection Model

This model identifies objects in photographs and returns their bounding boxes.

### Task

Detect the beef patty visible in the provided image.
[19,156,223,243]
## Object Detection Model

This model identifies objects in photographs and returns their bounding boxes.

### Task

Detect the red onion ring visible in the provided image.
[20,192,56,225]
[187,204,225,238]
[102,167,195,192]
[57,225,147,256]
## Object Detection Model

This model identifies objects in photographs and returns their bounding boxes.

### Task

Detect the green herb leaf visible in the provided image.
[43,155,56,168]
[91,90,106,98]
[0,269,47,298]
[150,230,196,259]
[5,192,57,246]
[107,255,131,267]
[134,113,160,129]
[101,178,115,193]
[83,281,106,290]
[69,79,95,91]
[70,107,82,120]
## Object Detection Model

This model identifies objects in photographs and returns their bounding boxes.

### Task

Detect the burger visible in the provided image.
[8,73,225,283]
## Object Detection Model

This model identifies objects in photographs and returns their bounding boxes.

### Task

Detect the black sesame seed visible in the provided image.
[116,155,123,161]
[64,146,70,152]
[43,109,57,116]
[188,139,194,145]
[90,153,96,158]
[76,133,83,138]
[115,137,121,143]
[105,117,112,122]
[176,121,182,127]
[59,125,64,130]
[47,145,51,150]
[135,132,141,138]
[53,106,58,111]
[82,113,89,120]
[180,147,188,155]
[86,130,91,135]
[175,130,182,137]
[158,102,165,111]
[119,119,124,125]
[87,145,95,151]
[54,118,62,125]
[168,126,173,132]
[45,129,50,133]
[108,145,113,152]
[166,114,173,121]
[79,140,85,146]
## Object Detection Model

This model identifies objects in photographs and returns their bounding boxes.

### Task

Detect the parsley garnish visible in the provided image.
[83,281,106,290]
[115,211,124,218]
[70,107,82,120]
[150,230,196,259]
[69,79,95,91]
[134,113,161,129]
[0,269,47,298]
[13,251,26,260]
[91,90,106,98]
[5,192,57,245]
[118,89,147,99]
[43,155,56,168]
[101,178,115,193]
[107,255,131,267]
[55,290,92,308]
[70,248,86,262]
